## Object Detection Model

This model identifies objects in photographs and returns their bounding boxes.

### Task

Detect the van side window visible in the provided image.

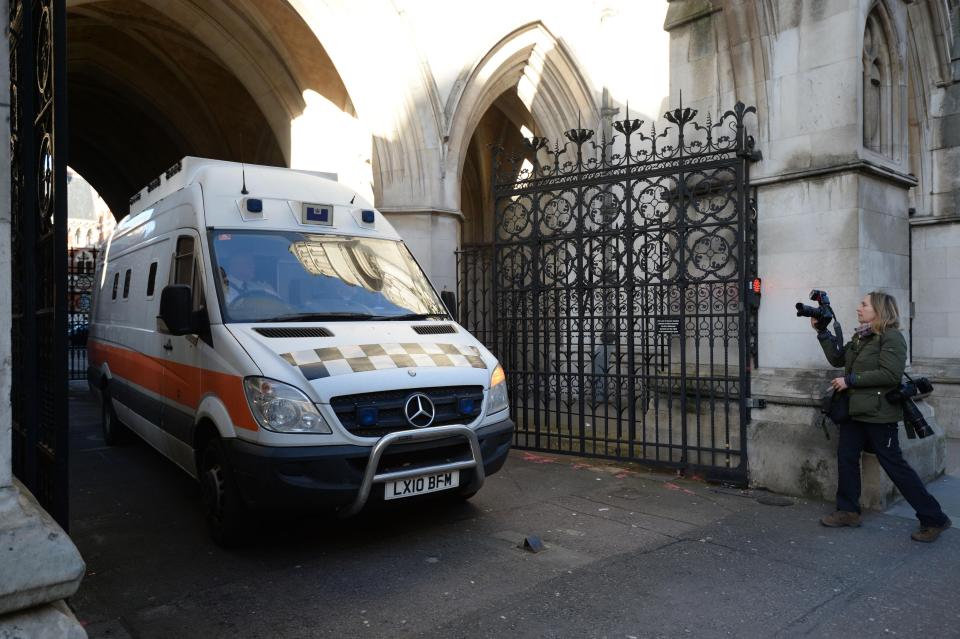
[111,272,119,300]
[146,261,158,297]
[122,269,132,299]
[173,236,194,287]
[172,235,206,311]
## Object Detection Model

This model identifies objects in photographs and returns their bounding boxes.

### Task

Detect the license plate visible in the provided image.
[384,471,460,500]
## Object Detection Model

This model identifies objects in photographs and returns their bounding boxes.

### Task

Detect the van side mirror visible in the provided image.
[440,290,458,320]
[159,285,195,335]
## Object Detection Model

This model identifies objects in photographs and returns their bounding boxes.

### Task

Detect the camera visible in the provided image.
[795,289,835,331]
[885,376,934,404]
[886,374,935,439]
[901,399,935,439]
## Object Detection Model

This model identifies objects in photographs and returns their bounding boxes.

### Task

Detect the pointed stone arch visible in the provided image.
[67,0,359,216]
[862,0,906,162]
[904,0,957,216]
[444,22,599,213]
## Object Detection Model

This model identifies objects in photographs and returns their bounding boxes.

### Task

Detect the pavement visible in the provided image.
[67,382,960,638]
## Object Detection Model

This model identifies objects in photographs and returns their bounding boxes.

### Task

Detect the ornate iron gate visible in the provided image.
[458,102,759,484]
[9,0,69,526]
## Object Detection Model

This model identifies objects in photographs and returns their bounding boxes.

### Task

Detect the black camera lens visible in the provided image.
[796,303,825,319]
[903,400,934,439]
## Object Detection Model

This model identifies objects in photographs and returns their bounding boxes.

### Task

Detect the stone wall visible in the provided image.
[665,0,959,502]
[911,221,960,360]
[749,368,945,509]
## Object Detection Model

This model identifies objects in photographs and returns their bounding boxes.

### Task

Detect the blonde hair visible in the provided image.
[868,291,900,333]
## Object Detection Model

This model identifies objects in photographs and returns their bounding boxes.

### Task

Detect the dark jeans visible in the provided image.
[837,419,948,527]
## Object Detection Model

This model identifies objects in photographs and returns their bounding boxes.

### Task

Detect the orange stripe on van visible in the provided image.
[89,339,257,431]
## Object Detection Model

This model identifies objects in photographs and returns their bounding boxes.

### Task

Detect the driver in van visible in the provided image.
[222,252,278,305]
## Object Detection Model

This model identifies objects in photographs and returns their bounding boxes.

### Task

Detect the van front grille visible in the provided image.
[254,327,334,338]
[331,385,484,437]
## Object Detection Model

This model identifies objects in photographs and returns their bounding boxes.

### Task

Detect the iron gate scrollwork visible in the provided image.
[9,0,69,526]
[68,248,97,380]
[458,102,759,484]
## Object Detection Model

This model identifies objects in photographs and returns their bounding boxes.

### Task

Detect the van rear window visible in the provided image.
[111,272,119,300]
[122,269,132,299]
[146,262,158,297]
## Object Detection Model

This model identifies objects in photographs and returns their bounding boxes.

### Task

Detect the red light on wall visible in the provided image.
[751,278,762,295]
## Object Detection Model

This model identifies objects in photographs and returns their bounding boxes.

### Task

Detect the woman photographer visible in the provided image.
[815,291,951,542]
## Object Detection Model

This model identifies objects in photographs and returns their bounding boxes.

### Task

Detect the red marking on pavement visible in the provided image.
[664,482,697,496]
[521,452,558,464]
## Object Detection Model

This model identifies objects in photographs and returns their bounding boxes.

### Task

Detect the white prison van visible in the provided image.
[88,157,513,544]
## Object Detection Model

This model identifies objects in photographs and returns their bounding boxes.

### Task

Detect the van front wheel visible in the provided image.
[200,437,247,546]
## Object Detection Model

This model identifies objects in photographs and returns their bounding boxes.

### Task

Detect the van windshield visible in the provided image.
[209,231,448,323]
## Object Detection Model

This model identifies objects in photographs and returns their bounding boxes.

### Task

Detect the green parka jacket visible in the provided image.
[818,328,907,424]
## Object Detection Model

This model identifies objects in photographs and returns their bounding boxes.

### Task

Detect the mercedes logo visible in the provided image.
[404,393,436,428]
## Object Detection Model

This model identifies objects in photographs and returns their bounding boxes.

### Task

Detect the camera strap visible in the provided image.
[901,370,934,396]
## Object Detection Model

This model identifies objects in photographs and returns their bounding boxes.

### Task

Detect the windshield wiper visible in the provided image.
[378,313,450,321]
[260,312,378,322]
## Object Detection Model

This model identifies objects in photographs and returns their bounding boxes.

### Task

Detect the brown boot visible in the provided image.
[820,510,862,527]
[911,518,952,543]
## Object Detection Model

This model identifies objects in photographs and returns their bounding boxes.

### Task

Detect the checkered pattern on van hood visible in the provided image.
[280,342,487,380]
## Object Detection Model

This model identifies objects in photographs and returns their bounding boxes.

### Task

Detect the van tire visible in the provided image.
[200,437,247,547]
[101,387,129,446]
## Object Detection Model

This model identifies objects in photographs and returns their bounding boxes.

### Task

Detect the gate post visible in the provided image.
[0,1,86,636]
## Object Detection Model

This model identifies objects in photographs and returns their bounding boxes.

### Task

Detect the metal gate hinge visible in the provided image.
[746,397,767,409]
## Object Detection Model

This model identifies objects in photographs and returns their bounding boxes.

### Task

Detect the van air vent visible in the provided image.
[254,327,334,339]
[412,324,457,335]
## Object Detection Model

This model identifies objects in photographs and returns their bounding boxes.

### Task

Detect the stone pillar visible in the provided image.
[665,0,946,505]
[909,66,960,438]
[0,5,87,635]
[382,210,462,299]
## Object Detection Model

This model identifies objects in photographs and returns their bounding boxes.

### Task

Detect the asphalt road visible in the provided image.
[68,383,960,639]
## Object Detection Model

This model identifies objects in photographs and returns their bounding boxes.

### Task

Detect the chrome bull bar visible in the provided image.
[339,424,485,517]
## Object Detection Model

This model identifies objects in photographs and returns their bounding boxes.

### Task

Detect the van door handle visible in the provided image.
[162,339,173,351]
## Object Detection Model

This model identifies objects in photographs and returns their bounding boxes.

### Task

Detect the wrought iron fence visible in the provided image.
[459,101,759,484]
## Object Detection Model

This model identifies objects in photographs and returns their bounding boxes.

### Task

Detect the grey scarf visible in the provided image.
[854,323,875,340]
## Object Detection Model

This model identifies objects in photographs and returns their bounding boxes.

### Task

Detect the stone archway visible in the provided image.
[67,0,357,217]
[460,93,533,245]
[447,21,599,245]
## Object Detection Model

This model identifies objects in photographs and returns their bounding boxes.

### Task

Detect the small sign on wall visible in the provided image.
[655,318,681,336]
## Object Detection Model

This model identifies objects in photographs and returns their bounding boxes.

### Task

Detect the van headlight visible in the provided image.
[486,364,509,415]
[243,377,331,434]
